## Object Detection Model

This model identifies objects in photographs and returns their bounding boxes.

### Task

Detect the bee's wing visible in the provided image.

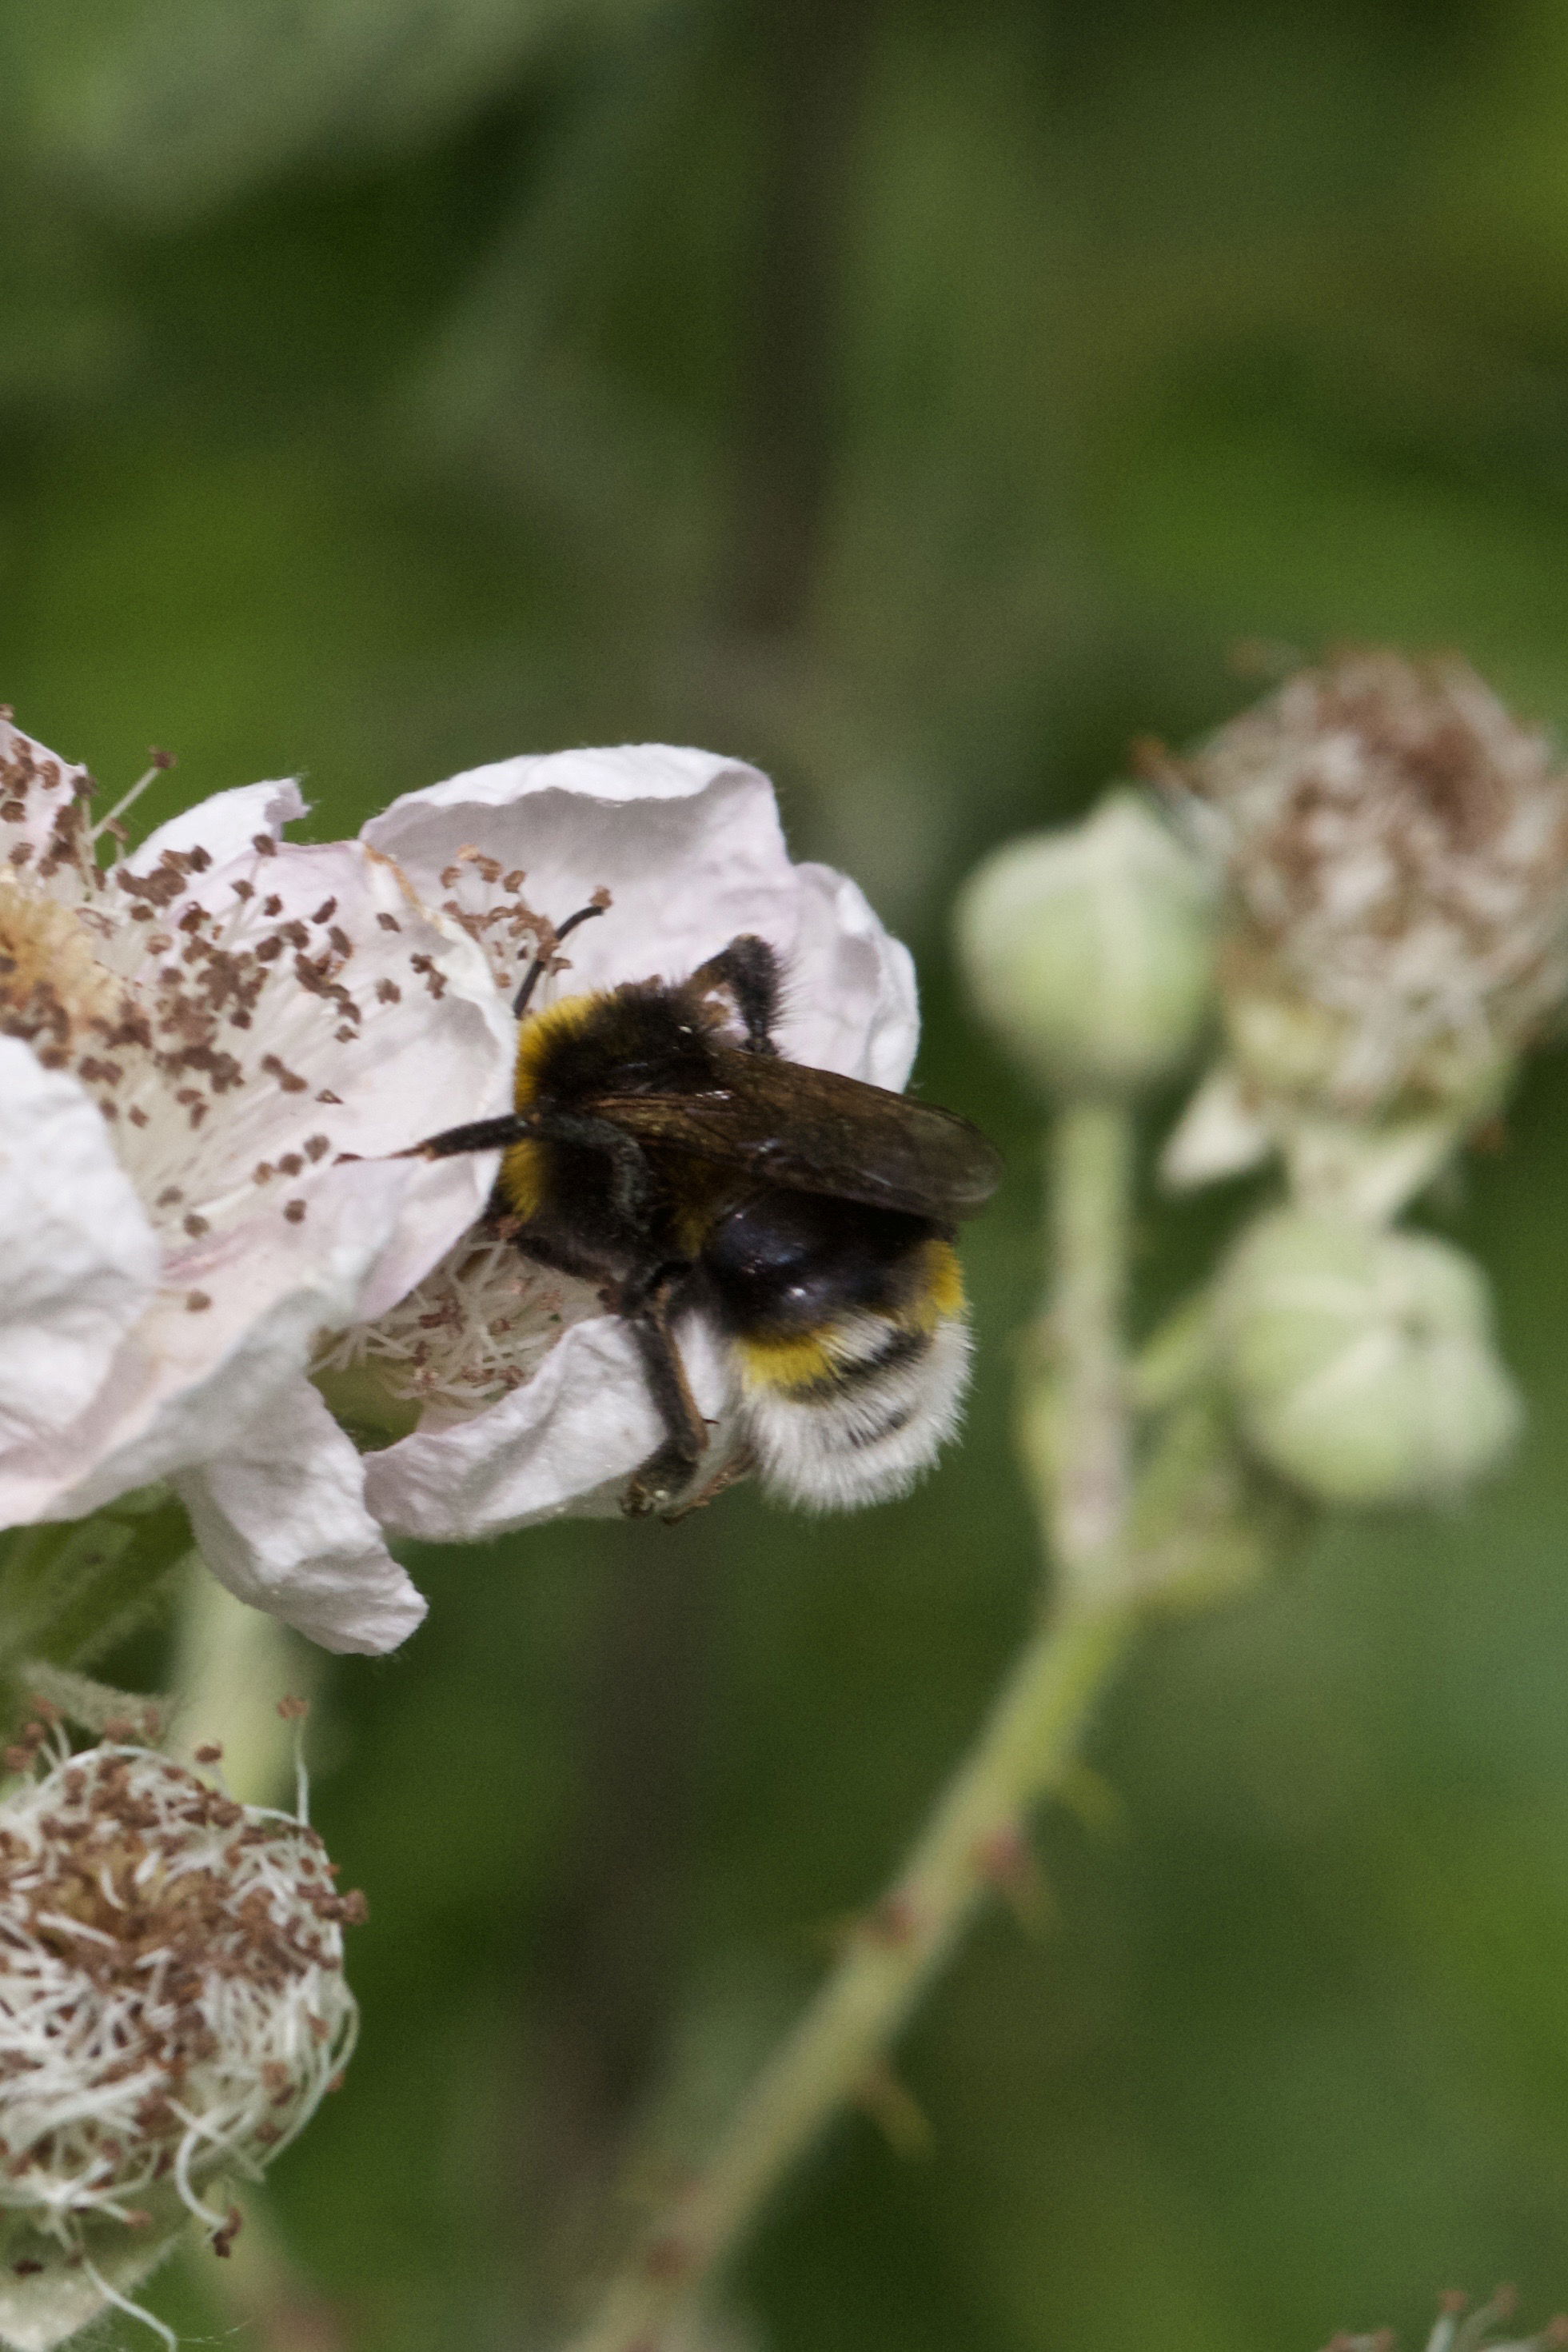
[588,1047,1003,1220]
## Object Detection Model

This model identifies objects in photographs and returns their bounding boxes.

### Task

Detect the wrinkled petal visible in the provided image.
[0,1160,416,1523]
[0,1040,158,1451]
[364,1312,739,1544]
[788,861,917,1085]
[1160,1064,1273,1189]
[130,775,306,871]
[364,744,916,1079]
[176,1378,425,1655]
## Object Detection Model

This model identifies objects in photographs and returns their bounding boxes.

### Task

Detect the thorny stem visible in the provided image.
[560,1098,1143,2351]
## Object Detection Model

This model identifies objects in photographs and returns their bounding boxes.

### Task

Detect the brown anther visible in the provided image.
[284,1199,306,1223]
[194,1744,223,1765]
[185,1291,213,1312]
[101,1719,135,1742]
[276,1695,309,1721]
[210,2205,242,2258]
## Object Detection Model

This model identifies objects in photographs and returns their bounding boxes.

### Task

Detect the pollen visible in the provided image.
[316,1231,589,1418]
[0,875,126,1055]
[0,716,426,1257]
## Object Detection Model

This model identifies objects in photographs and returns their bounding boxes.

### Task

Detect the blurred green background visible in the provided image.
[6,2,1568,2345]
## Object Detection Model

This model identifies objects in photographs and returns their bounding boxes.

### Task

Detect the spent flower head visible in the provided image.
[0,1725,360,2350]
[1160,653,1568,1213]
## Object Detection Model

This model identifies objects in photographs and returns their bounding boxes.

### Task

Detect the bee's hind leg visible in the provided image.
[622,1280,710,1519]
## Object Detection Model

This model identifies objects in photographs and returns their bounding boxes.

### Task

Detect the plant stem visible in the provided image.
[1039,1096,1135,1594]
[560,1097,1140,2352]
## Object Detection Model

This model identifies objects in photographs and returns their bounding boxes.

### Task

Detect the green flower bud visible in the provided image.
[955,790,1216,1095]
[1215,1208,1521,1506]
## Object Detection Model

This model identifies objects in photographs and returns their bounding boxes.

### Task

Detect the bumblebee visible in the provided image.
[409,912,1001,1517]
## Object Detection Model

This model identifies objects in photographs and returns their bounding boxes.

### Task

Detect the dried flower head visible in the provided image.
[0,1734,359,2346]
[1158,653,1568,1218]
[1171,652,1568,1119]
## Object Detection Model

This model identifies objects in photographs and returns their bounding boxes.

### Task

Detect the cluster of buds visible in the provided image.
[0,1715,361,2350]
[956,650,1563,1516]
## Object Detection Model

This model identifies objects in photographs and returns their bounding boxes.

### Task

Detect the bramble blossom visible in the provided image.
[313,742,920,1544]
[0,717,513,1651]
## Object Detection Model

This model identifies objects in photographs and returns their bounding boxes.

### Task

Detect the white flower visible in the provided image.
[317,743,919,1543]
[0,717,513,1651]
[0,1731,359,2352]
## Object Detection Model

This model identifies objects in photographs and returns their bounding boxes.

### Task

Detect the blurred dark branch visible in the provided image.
[512,1527,719,2337]
[721,0,880,641]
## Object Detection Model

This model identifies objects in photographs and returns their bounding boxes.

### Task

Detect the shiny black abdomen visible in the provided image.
[700,1189,936,1338]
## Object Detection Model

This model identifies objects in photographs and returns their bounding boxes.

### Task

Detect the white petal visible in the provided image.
[0,1040,158,1452]
[0,1160,417,1523]
[1160,1064,1274,1189]
[365,743,916,1076]
[364,745,845,1028]
[0,825,514,1527]
[784,861,919,1084]
[130,776,306,871]
[174,1380,426,1655]
[364,1312,737,1543]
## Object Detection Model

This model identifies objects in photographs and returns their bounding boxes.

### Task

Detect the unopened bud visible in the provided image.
[955,790,1216,1095]
[1215,1209,1521,1506]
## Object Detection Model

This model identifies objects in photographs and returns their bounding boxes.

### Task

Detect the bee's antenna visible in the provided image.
[513,900,608,1020]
